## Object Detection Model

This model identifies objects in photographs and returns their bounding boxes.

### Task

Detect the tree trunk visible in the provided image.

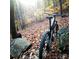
[10,0,17,39]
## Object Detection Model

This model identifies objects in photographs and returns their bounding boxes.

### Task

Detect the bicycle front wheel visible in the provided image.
[39,31,50,59]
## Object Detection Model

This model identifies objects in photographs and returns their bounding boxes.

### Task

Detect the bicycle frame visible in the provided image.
[45,14,59,51]
[47,15,58,38]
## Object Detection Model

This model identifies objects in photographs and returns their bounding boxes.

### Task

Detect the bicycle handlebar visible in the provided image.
[46,13,68,20]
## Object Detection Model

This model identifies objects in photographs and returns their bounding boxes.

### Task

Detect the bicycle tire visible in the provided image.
[39,31,50,59]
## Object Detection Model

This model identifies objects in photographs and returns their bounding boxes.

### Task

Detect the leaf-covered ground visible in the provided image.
[17,17,69,59]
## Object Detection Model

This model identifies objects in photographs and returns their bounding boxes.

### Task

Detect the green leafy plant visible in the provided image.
[57,26,69,51]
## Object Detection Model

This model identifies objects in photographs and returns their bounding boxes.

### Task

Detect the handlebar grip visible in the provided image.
[61,14,69,17]
[46,16,53,20]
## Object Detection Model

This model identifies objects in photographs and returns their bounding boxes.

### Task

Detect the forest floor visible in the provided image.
[18,16,69,59]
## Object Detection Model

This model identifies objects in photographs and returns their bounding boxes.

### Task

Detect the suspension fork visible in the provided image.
[47,17,55,50]
[49,18,52,40]
[45,18,52,51]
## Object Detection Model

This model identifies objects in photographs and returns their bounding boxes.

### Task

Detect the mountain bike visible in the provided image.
[39,14,59,59]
